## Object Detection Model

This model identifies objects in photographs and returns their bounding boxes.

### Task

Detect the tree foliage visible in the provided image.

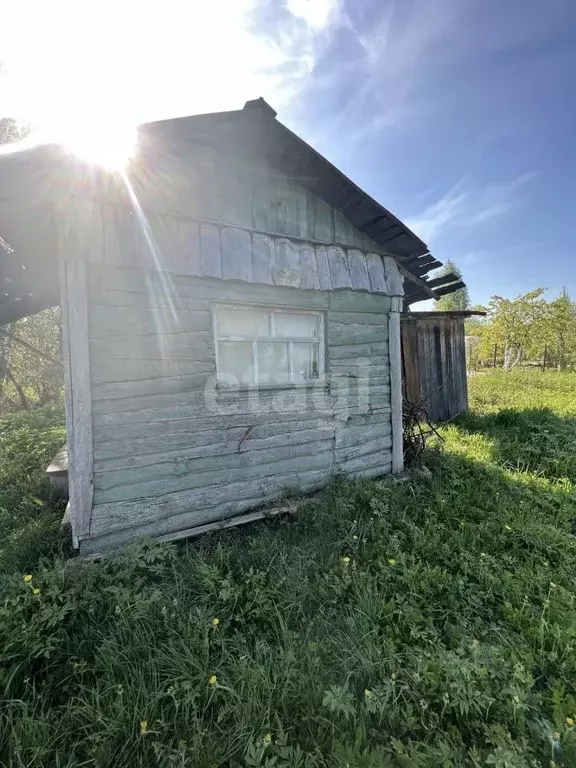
[0,309,63,411]
[466,288,576,370]
[434,262,470,311]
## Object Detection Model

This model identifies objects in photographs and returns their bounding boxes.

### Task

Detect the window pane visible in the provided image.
[292,343,319,381]
[217,307,269,337]
[274,312,318,339]
[257,342,289,383]
[218,342,254,384]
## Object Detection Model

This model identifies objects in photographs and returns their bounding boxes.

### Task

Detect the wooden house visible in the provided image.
[0,99,465,553]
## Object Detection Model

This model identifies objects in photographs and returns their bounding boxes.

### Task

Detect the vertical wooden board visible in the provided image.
[178,219,201,276]
[273,238,301,288]
[388,311,403,473]
[220,161,254,228]
[305,190,316,239]
[275,175,298,236]
[327,246,352,289]
[251,233,274,286]
[366,253,388,294]
[383,256,404,296]
[252,164,275,233]
[102,205,122,266]
[295,185,310,239]
[221,227,252,282]
[315,245,332,291]
[333,209,355,245]
[314,196,334,242]
[200,224,222,279]
[59,260,93,543]
[150,213,180,274]
[347,249,371,291]
[298,242,320,290]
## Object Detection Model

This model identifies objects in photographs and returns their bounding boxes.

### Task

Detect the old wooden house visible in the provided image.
[0,99,464,553]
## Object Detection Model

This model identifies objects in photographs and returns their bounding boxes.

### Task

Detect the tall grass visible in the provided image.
[1,374,576,766]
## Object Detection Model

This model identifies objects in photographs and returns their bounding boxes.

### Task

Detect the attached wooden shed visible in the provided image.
[401,311,484,421]
[0,99,464,553]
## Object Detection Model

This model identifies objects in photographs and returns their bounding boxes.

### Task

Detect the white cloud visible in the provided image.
[406,172,536,243]
[286,0,340,29]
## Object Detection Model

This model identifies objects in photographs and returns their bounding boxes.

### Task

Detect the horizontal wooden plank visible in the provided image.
[95,429,334,476]
[335,421,391,448]
[91,358,215,385]
[93,449,333,503]
[90,333,215,362]
[347,462,392,480]
[93,406,333,432]
[89,466,332,540]
[328,342,389,358]
[328,311,389,326]
[92,386,333,417]
[335,437,392,462]
[92,266,330,308]
[330,364,389,379]
[92,372,213,402]
[329,323,387,346]
[94,426,247,461]
[335,449,392,474]
[94,419,333,462]
[89,283,212,311]
[329,291,391,313]
[88,304,211,338]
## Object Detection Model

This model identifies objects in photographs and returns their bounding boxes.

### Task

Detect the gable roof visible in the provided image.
[0,98,465,324]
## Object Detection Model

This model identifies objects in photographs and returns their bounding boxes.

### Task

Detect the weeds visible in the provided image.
[0,374,576,766]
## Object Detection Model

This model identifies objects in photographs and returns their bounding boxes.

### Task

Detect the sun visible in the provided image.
[61,121,137,170]
[42,118,138,170]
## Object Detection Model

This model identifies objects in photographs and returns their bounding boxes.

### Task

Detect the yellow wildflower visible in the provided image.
[23,575,32,583]
[263,733,272,745]
[212,617,220,626]
[140,720,148,735]
[388,558,396,565]
[209,674,217,685]
[504,525,512,531]
[32,588,40,595]
[364,689,372,698]
[342,556,351,566]
[567,717,574,727]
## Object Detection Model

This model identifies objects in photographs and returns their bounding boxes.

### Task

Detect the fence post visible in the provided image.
[493,344,498,369]
[542,344,547,372]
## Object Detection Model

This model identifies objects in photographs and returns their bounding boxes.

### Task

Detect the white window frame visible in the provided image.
[213,302,326,387]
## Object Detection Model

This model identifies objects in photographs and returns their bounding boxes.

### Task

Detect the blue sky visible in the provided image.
[2,0,575,306]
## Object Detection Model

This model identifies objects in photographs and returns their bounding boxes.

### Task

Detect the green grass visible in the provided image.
[1,372,576,766]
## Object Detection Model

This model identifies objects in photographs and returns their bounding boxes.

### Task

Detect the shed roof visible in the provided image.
[0,98,466,324]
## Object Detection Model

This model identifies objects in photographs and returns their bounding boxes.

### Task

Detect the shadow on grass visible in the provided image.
[452,407,576,483]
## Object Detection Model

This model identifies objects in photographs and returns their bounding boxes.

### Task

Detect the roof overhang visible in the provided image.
[0,99,467,324]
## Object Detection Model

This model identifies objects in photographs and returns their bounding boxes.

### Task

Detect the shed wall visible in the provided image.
[82,265,393,552]
[401,314,468,421]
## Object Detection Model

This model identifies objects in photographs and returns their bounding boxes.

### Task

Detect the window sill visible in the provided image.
[216,381,328,393]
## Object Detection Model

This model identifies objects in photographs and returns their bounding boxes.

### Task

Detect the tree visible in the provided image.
[487,289,550,369]
[0,117,62,410]
[434,262,470,311]
[545,288,576,370]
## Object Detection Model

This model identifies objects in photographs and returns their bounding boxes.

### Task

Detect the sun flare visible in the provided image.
[58,121,137,170]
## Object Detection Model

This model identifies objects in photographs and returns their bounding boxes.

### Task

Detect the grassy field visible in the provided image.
[1,371,575,767]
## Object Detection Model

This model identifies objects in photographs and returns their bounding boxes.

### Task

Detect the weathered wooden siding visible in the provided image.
[401,314,468,421]
[82,265,393,552]
[129,149,385,253]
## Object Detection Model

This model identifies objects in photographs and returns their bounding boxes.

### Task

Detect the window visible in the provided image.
[214,304,325,386]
